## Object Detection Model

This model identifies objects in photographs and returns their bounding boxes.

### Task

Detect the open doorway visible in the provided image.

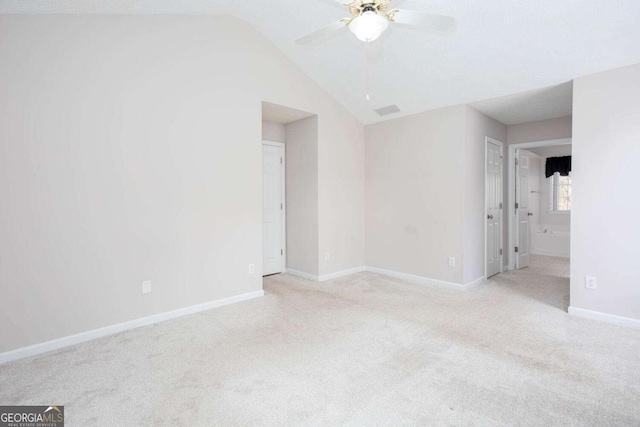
[261,102,318,279]
[508,138,572,276]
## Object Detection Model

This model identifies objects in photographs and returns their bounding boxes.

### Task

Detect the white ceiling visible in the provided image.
[262,102,315,124]
[470,82,573,125]
[3,0,640,125]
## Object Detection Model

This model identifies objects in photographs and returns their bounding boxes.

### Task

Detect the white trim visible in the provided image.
[286,269,318,281]
[262,140,287,275]
[503,264,510,272]
[465,276,487,287]
[0,290,265,365]
[509,138,572,150]
[287,266,487,289]
[530,249,570,258]
[287,266,367,282]
[262,140,284,147]
[318,266,367,281]
[366,266,475,290]
[568,306,640,329]
[485,137,505,279]
[508,138,572,270]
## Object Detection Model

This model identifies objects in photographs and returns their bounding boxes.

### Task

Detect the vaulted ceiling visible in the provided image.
[2,0,640,124]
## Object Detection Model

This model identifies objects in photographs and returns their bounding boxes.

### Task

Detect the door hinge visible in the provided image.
[515,202,519,209]
[499,202,503,209]
[281,249,283,256]
[515,157,519,166]
[515,246,519,253]
[500,249,503,255]
[280,157,283,164]
[280,203,283,210]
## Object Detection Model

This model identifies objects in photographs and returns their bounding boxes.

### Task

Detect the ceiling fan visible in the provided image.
[295,0,456,45]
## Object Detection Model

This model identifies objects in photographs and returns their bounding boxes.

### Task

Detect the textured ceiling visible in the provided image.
[2,0,640,125]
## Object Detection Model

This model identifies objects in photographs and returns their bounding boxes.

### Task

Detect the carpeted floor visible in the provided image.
[1,256,639,426]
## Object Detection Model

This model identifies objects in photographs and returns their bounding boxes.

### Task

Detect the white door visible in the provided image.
[515,150,530,269]
[262,143,284,276]
[486,141,502,278]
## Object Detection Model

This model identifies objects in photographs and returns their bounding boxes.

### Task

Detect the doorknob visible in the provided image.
[527,212,534,216]
[487,215,494,219]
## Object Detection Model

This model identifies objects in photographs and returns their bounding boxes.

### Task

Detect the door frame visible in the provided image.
[485,137,505,279]
[507,138,571,270]
[262,140,287,274]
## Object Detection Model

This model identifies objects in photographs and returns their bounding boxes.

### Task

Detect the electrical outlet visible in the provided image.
[142,280,152,295]
[448,257,456,267]
[585,276,597,290]
[248,264,255,274]
[324,252,330,261]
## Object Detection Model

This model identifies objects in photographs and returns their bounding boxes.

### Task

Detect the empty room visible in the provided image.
[1,1,639,425]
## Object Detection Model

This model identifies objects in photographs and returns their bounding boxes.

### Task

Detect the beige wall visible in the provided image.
[285,117,319,275]
[0,15,365,353]
[571,63,640,320]
[318,114,366,275]
[463,107,508,283]
[507,116,572,144]
[528,145,572,158]
[366,106,506,285]
[262,121,286,143]
[365,106,465,283]
[366,106,453,284]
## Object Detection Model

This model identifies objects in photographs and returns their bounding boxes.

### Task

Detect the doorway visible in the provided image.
[262,141,285,276]
[262,101,318,279]
[508,138,572,271]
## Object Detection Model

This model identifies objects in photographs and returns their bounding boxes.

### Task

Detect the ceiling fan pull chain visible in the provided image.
[365,43,371,102]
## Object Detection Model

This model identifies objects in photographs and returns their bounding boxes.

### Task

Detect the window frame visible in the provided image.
[549,171,571,213]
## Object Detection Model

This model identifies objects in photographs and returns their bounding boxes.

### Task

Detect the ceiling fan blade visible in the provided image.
[295,20,349,45]
[390,10,456,33]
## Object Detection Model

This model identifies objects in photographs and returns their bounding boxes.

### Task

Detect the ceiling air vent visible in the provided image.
[374,104,401,116]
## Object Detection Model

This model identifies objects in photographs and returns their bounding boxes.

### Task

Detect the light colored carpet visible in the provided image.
[1,256,639,426]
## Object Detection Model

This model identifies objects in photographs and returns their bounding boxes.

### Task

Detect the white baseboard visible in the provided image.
[289,266,481,290]
[0,290,264,365]
[531,249,570,258]
[568,306,640,329]
[365,266,474,290]
[286,269,319,281]
[465,276,487,288]
[288,266,367,282]
[319,266,367,281]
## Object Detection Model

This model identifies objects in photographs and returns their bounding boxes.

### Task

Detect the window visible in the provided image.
[550,172,571,212]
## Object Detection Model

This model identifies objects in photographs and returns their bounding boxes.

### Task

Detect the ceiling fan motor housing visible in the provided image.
[362,4,376,14]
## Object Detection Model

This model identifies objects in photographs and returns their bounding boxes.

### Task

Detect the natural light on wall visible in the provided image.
[550,172,571,212]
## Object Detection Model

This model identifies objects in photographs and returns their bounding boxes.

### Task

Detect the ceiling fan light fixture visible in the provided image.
[349,10,389,42]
